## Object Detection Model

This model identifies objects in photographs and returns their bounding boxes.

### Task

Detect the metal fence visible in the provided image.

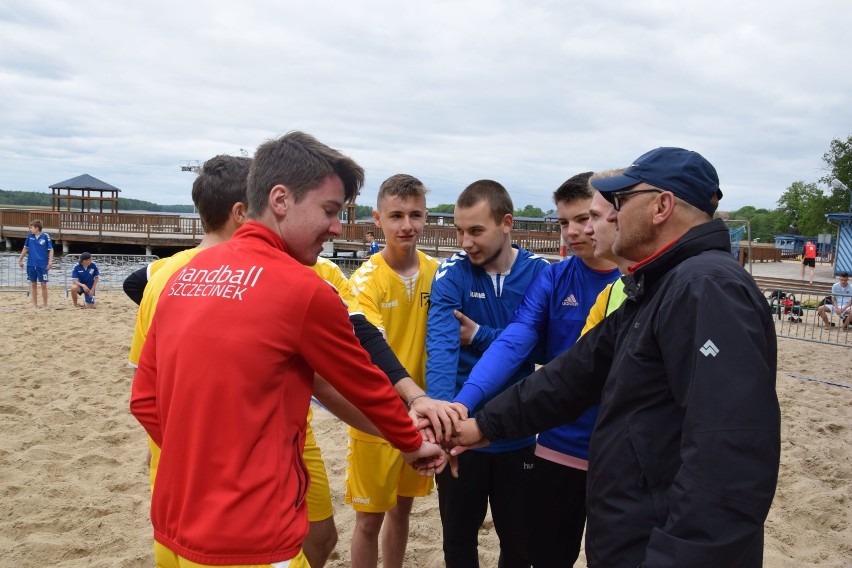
[59,254,159,294]
[763,286,852,347]
[0,253,158,295]
[332,257,368,278]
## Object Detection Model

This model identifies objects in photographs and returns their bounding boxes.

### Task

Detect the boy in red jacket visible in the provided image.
[131,131,443,567]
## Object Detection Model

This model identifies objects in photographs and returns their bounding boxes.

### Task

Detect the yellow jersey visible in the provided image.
[348,251,439,441]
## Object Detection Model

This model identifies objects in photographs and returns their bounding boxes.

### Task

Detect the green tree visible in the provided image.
[776,181,833,236]
[749,210,784,242]
[730,206,783,242]
[820,134,852,212]
[0,189,52,206]
[514,204,546,218]
[429,203,455,214]
[730,205,758,220]
[353,204,374,219]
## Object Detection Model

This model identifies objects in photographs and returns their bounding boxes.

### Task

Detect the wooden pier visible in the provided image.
[0,208,564,259]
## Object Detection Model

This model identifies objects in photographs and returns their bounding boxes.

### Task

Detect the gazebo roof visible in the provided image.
[49,174,121,192]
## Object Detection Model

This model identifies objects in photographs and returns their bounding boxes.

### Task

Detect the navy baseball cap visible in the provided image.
[591,147,723,217]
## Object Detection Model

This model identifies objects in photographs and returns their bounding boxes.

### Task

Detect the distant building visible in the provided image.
[774,234,834,262]
[827,213,852,275]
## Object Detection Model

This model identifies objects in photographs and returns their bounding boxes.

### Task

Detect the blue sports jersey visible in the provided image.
[24,232,53,267]
[369,240,380,255]
[71,262,100,288]
[454,256,620,460]
[426,245,548,453]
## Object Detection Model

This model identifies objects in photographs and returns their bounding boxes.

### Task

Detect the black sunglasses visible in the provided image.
[609,189,664,211]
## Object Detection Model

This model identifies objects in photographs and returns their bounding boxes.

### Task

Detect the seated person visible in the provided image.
[70,252,99,308]
[818,272,852,329]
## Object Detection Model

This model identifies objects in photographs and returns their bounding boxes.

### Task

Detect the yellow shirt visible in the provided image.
[310,256,357,308]
[348,251,439,441]
[580,278,627,336]
[128,248,204,366]
[147,256,172,280]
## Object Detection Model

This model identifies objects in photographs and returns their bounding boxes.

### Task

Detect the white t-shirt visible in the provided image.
[830,281,852,309]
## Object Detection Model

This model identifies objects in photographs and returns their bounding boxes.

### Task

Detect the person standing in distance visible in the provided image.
[18,219,54,308]
[802,240,817,284]
[366,230,380,255]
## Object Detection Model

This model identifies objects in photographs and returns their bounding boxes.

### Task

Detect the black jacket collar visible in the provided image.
[622,218,731,301]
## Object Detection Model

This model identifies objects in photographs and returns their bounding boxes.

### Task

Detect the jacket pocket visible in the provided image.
[627,419,676,525]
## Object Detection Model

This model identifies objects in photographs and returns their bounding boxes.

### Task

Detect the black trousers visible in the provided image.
[436,444,535,568]
[529,455,588,567]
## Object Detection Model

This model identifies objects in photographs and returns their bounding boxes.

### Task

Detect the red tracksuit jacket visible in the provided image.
[131,221,421,565]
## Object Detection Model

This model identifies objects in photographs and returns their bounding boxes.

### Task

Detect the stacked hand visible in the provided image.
[407,398,492,478]
[402,439,446,476]
[408,396,467,443]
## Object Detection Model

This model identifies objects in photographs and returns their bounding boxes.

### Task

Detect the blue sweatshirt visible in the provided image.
[426,246,548,453]
[454,256,619,460]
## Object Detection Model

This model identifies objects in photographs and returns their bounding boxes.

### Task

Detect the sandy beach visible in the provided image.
[0,289,849,567]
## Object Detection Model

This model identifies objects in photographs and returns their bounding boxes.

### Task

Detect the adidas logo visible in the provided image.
[561,294,579,307]
[699,340,719,357]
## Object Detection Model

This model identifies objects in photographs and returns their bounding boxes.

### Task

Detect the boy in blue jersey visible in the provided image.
[425,180,549,567]
[18,219,54,308]
[450,172,619,567]
[70,252,100,308]
[365,230,380,255]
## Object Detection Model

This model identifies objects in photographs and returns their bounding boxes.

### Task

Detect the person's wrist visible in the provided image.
[407,394,429,410]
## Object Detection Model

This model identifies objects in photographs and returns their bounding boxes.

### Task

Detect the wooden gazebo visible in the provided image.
[49,174,121,213]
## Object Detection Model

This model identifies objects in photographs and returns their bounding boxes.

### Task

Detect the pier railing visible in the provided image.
[1,208,563,255]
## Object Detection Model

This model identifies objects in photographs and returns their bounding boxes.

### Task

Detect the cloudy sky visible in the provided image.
[2,1,850,213]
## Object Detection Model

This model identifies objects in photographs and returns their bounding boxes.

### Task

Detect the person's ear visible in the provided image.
[268,185,290,217]
[652,191,677,225]
[372,209,381,229]
[232,202,247,224]
[501,213,513,234]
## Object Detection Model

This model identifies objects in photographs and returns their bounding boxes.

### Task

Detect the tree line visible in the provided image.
[730,134,852,242]
[0,190,193,213]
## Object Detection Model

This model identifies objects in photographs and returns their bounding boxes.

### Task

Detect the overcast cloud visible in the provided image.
[1,0,850,212]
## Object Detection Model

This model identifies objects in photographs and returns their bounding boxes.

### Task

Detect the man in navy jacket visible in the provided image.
[450,147,780,568]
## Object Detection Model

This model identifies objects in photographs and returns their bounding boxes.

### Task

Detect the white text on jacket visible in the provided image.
[168,265,264,301]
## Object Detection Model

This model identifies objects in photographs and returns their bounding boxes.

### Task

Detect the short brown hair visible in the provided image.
[377,174,429,209]
[192,155,251,232]
[247,131,364,217]
[29,219,43,230]
[553,172,594,205]
[456,180,513,224]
